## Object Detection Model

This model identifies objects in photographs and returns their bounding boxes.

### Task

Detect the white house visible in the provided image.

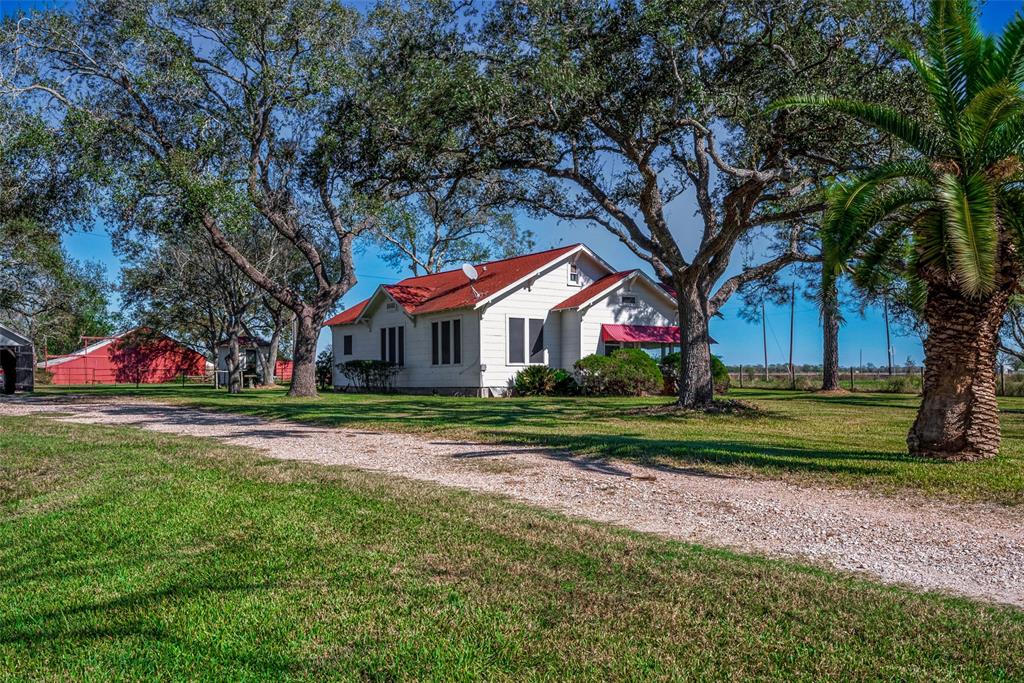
[327,243,683,396]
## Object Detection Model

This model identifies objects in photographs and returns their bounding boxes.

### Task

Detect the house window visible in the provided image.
[379,326,404,365]
[508,317,545,364]
[431,319,462,365]
[568,262,580,285]
[342,334,353,356]
[385,302,398,311]
[620,294,637,307]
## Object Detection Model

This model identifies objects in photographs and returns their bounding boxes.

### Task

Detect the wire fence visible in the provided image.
[729,366,1024,396]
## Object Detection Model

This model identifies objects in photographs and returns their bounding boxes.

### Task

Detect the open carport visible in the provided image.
[0,324,34,394]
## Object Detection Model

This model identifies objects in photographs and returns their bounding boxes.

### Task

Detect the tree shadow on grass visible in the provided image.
[464,431,920,479]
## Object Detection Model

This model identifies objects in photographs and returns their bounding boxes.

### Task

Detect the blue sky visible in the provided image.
[15,0,1024,365]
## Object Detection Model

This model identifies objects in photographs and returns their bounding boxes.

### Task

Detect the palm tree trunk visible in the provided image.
[821,274,841,391]
[908,281,1013,460]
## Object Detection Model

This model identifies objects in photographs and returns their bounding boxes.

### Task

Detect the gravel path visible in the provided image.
[4,397,1022,608]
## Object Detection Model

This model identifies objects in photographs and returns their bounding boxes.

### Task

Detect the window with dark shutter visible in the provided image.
[431,322,439,365]
[453,319,461,364]
[380,328,386,361]
[388,327,397,365]
[508,317,525,363]
[529,318,544,363]
[398,326,405,366]
[343,335,352,355]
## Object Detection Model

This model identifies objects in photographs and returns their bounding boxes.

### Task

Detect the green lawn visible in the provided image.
[40,384,1024,505]
[1,415,1022,680]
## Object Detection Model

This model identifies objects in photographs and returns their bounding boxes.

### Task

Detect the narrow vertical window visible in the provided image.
[508,317,525,364]
[398,326,405,366]
[380,328,386,361]
[529,318,544,363]
[569,262,579,284]
[441,320,451,365]
[453,319,461,364]
[431,322,439,365]
[343,335,352,355]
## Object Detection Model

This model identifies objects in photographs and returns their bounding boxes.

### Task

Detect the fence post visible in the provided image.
[739,365,743,388]
[849,367,854,391]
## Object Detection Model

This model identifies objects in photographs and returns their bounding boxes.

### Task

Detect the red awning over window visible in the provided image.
[600,324,679,344]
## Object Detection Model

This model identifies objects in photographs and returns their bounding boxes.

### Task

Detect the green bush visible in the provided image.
[552,368,579,396]
[574,349,662,396]
[876,374,922,394]
[339,360,401,392]
[660,352,730,395]
[574,355,615,395]
[512,365,557,396]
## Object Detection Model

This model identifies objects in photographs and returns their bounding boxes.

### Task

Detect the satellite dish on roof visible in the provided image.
[462,263,479,281]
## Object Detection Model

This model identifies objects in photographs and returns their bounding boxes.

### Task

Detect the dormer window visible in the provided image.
[568,262,580,285]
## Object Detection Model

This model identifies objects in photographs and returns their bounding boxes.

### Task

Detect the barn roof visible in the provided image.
[40,329,201,368]
[326,244,582,326]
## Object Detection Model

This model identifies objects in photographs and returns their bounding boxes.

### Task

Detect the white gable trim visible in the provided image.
[356,286,416,324]
[577,271,677,314]
[472,244,615,311]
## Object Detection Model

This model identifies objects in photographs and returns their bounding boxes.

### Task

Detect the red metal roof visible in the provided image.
[601,324,680,344]
[551,271,636,311]
[324,298,370,326]
[326,245,581,325]
[601,324,717,345]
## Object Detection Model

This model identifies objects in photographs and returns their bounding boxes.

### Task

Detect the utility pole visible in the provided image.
[883,294,893,377]
[788,283,795,389]
[762,300,769,381]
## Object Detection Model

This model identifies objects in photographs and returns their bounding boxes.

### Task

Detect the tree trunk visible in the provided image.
[228,332,242,395]
[289,311,320,398]
[265,328,281,386]
[907,281,1013,461]
[677,284,714,409]
[821,277,841,391]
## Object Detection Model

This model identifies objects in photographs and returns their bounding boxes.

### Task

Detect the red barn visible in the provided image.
[41,329,208,385]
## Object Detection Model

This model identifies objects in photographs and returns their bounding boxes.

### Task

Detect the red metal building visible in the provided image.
[41,329,208,385]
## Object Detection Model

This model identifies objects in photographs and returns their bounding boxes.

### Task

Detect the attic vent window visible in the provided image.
[568,263,580,285]
[620,294,637,307]
[386,302,398,311]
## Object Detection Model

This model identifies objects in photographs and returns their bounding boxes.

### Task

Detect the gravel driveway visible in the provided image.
[3,397,1022,608]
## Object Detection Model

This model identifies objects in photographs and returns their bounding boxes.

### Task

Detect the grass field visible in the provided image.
[39,385,1024,505]
[2,415,1022,680]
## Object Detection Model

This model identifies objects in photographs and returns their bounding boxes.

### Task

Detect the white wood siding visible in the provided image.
[579,278,677,357]
[478,252,608,391]
[331,299,481,391]
[327,247,678,395]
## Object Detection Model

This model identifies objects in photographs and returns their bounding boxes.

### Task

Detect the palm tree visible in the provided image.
[774,0,1024,460]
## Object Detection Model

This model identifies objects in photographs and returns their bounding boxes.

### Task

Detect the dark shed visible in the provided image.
[0,324,34,394]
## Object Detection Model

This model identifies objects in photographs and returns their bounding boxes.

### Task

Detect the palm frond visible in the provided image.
[820,172,933,287]
[851,220,911,293]
[913,208,949,270]
[963,83,1024,160]
[769,96,942,156]
[924,0,971,129]
[938,171,998,296]
[993,10,1024,85]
